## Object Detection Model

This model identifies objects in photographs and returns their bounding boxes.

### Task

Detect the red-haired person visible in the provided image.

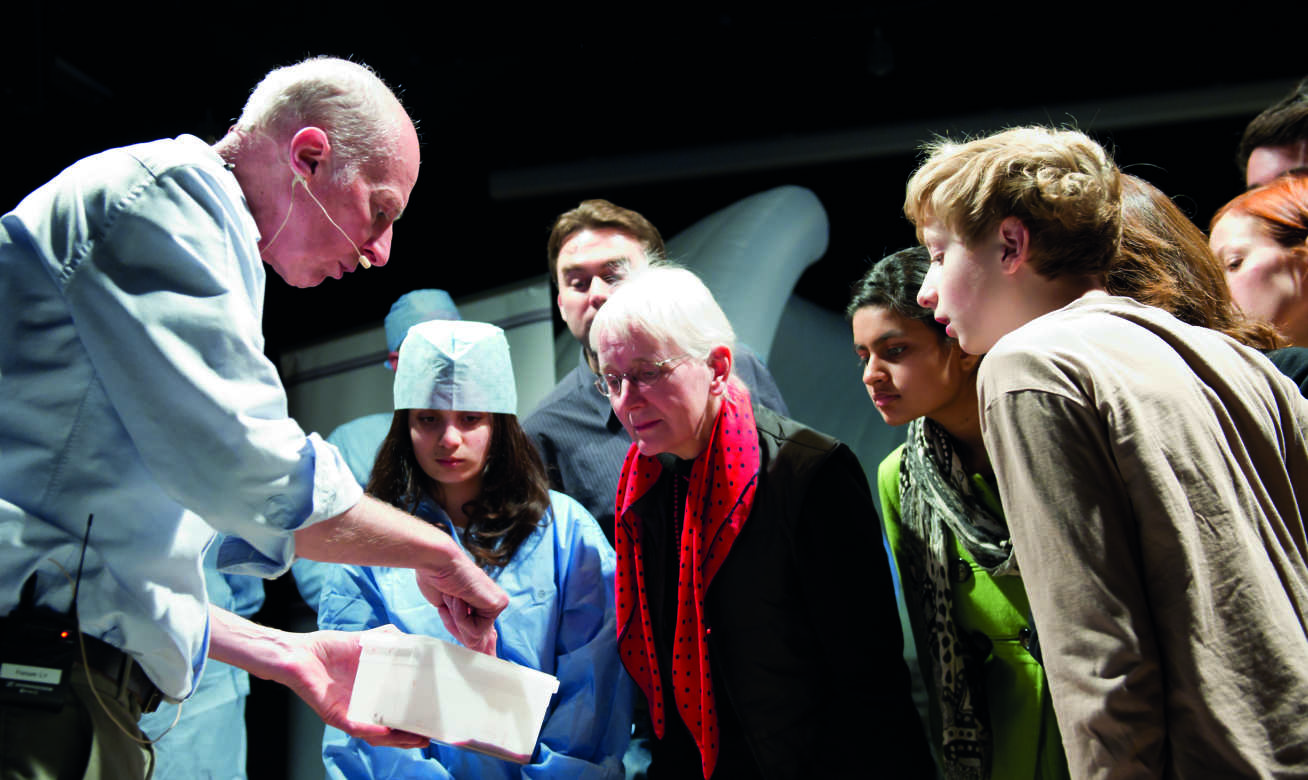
[1210,173,1308,347]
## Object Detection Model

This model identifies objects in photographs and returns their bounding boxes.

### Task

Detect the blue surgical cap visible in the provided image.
[394,321,517,414]
[384,290,461,353]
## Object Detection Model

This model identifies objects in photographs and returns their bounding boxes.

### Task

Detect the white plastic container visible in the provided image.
[347,631,560,763]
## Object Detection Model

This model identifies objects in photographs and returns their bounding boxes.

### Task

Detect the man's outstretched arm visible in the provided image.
[294,494,506,652]
[207,606,427,748]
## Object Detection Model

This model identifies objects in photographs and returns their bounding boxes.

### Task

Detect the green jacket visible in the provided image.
[878,444,1069,780]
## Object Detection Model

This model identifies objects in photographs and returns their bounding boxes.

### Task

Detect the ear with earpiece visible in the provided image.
[288,127,331,181]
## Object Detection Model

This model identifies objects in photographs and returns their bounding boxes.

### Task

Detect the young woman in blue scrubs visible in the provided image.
[319,320,631,779]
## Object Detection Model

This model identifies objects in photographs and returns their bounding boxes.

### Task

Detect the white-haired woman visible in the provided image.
[589,264,931,779]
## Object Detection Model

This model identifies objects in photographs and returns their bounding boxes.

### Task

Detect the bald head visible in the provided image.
[217,56,421,288]
[233,56,412,181]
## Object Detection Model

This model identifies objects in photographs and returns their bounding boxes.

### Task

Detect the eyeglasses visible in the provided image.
[594,355,690,397]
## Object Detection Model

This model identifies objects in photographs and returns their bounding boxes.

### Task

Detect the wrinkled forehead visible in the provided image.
[359,113,420,193]
[595,326,668,371]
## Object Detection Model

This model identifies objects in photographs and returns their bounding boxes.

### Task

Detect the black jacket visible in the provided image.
[635,406,932,779]
[1268,346,1308,398]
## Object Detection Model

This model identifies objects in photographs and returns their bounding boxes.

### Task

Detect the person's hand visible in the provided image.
[436,592,499,655]
[282,626,429,748]
[415,560,508,653]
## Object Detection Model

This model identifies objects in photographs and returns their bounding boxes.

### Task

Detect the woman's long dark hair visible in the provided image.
[367,410,551,570]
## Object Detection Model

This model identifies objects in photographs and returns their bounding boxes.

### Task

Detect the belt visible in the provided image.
[80,635,163,714]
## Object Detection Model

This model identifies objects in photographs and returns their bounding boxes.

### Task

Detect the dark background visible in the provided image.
[6,10,1305,358]
[4,6,1305,775]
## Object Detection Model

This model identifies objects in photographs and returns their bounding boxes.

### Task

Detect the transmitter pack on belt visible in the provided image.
[0,575,78,711]
[0,606,78,711]
[2,516,96,712]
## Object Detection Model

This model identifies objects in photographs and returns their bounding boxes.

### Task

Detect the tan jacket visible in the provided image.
[980,295,1308,780]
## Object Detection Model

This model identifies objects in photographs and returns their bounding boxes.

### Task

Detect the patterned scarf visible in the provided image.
[614,384,759,780]
[898,417,1016,779]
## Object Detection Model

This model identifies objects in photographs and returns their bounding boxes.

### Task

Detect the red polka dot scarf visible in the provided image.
[613,384,760,779]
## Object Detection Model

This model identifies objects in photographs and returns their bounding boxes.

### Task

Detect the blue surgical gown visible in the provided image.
[319,491,632,779]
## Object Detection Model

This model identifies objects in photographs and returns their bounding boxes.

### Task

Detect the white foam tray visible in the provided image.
[348,631,560,763]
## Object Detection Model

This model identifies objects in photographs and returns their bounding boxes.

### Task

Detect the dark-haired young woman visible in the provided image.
[850,247,1069,780]
[319,320,631,779]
